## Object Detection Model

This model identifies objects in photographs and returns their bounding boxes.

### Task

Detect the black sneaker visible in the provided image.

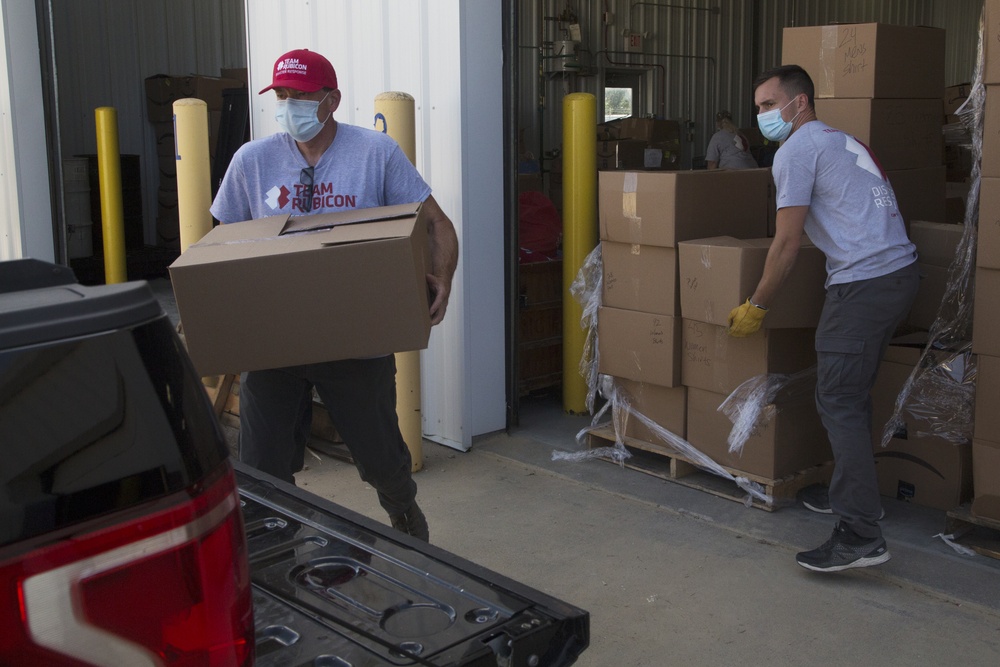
[797,484,885,520]
[390,502,430,542]
[796,523,891,572]
[798,483,834,514]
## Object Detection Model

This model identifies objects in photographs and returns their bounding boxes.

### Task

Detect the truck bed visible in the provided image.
[237,462,589,666]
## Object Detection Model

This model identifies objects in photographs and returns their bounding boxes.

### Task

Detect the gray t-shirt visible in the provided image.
[210,123,431,223]
[772,120,916,287]
[705,129,758,169]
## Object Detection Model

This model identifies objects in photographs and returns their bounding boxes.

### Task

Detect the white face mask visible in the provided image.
[275,92,331,142]
[756,97,800,142]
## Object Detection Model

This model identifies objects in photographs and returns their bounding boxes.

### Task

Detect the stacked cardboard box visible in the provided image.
[906,220,965,331]
[783,23,947,226]
[596,168,774,463]
[973,0,1000,522]
[677,237,832,479]
[871,334,974,510]
[144,72,247,247]
[597,117,683,171]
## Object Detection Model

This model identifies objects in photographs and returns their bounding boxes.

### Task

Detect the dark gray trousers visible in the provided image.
[815,261,920,540]
[238,355,417,517]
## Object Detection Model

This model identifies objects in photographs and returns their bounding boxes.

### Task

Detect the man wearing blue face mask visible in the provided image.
[210,49,459,543]
[727,64,918,572]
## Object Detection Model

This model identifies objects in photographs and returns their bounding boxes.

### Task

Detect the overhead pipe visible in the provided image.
[601,0,719,117]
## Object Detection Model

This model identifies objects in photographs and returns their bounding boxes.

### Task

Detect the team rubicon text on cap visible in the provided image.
[277,58,309,74]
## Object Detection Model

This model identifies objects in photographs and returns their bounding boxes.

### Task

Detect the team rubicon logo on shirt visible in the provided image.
[843,134,897,213]
[265,182,358,212]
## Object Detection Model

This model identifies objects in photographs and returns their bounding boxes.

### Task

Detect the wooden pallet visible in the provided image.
[945,506,1000,560]
[587,424,833,511]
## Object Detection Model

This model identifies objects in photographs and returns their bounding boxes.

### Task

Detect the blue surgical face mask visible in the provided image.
[756,97,800,142]
[275,92,331,142]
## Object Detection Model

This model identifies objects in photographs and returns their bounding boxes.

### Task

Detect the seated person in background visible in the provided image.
[705,110,759,170]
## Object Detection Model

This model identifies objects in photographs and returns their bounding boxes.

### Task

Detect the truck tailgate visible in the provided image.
[236,461,589,666]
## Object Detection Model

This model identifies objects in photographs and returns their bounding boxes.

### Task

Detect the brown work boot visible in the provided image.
[390,502,429,542]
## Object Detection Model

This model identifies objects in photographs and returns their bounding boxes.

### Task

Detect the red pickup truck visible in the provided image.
[0,259,589,666]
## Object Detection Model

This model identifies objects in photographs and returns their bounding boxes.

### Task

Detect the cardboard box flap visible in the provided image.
[317,216,423,247]
[281,202,421,235]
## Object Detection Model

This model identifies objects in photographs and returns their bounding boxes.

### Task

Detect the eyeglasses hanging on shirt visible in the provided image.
[300,166,315,213]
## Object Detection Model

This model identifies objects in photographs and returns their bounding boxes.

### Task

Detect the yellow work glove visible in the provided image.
[728,298,767,337]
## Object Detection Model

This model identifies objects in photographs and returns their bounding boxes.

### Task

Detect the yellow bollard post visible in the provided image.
[173,99,213,253]
[374,92,423,472]
[94,107,127,284]
[561,93,598,414]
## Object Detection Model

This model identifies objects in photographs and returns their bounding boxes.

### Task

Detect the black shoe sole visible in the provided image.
[802,500,833,514]
[796,550,891,572]
[801,502,886,520]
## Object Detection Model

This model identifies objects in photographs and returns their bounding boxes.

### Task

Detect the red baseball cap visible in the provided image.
[259,49,338,94]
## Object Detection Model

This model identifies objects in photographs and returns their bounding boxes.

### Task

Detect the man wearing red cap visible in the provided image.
[211,49,459,542]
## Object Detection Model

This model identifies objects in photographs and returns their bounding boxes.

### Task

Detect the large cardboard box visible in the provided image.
[169,203,431,376]
[814,99,943,171]
[613,378,687,444]
[681,320,816,396]
[781,23,945,99]
[599,170,770,247]
[972,439,1000,521]
[871,333,976,447]
[686,386,832,480]
[907,263,949,331]
[875,435,972,510]
[597,140,646,171]
[597,307,681,387]
[145,74,246,123]
[909,220,964,268]
[619,117,681,143]
[887,167,947,225]
[677,236,827,328]
[601,241,679,316]
[974,354,1000,444]
[944,83,973,116]
[978,177,1000,269]
[973,268,1000,357]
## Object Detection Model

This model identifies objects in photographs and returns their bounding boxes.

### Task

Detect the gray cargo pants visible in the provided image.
[815,261,920,540]
[238,355,417,517]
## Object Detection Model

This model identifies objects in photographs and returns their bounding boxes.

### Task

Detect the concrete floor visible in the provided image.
[152,278,1000,666]
[285,393,1000,667]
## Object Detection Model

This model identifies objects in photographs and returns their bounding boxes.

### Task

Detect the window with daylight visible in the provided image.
[604,87,632,122]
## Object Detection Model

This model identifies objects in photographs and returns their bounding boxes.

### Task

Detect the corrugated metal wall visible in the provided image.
[49,0,246,247]
[520,0,983,174]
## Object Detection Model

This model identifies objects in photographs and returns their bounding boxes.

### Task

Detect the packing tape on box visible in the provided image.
[819,26,837,97]
[621,172,642,245]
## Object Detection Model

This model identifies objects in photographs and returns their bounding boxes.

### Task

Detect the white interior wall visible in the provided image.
[0,0,53,261]
[244,0,506,449]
